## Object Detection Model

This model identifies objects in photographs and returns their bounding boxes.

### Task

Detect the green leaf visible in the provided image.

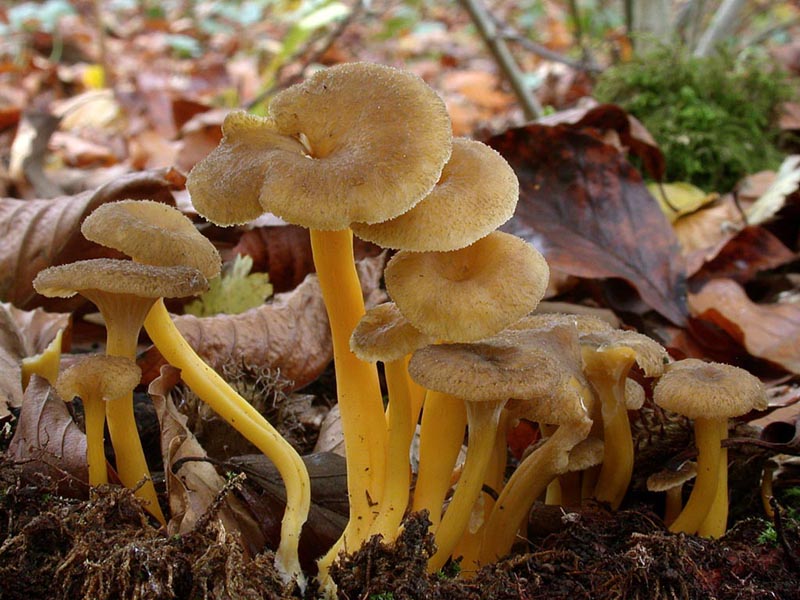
[184,255,273,317]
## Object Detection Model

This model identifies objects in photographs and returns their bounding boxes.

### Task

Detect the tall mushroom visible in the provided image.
[186,62,453,576]
[55,354,141,486]
[653,359,767,537]
[34,259,208,524]
[82,199,310,584]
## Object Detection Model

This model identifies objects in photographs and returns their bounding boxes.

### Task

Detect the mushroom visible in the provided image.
[34,258,208,524]
[409,323,585,572]
[477,325,593,563]
[546,436,605,508]
[578,329,668,509]
[351,138,518,252]
[21,328,64,389]
[55,354,141,486]
[350,302,432,541]
[187,64,453,565]
[647,461,697,526]
[82,200,310,584]
[653,359,767,537]
[385,231,550,343]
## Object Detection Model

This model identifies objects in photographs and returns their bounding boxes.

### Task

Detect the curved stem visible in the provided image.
[310,228,387,581]
[368,358,417,541]
[412,390,467,531]
[145,299,310,586]
[669,417,722,535]
[428,399,504,573]
[697,420,729,538]
[480,422,589,562]
[83,395,109,486]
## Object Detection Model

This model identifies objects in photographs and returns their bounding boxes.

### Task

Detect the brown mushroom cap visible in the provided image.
[81,200,222,279]
[624,378,646,410]
[567,436,605,471]
[34,259,208,299]
[646,461,697,493]
[580,329,669,377]
[56,355,141,403]
[653,358,767,420]
[350,302,434,363]
[350,138,518,251]
[506,312,614,336]
[385,231,549,342]
[189,63,453,230]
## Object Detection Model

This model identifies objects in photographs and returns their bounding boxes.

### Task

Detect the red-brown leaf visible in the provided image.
[488,124,687,325]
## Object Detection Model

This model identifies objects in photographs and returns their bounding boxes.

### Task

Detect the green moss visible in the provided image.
[594,45,793,192]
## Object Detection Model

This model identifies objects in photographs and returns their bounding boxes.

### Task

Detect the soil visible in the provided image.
[1,452,798,600]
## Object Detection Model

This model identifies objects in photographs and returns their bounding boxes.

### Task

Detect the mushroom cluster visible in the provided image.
[30,61,772,592]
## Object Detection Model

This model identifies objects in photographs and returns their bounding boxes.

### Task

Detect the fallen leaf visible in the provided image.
[140,255,387,391]
[184,254,273,317]
[149,365,267,557]
[0,168,184,310]
[690,226,796,288]
[0,302,70,417]
[6,375,89,497]
[489,123,687,325]
[647,181,718,222]
[689,278,800,374]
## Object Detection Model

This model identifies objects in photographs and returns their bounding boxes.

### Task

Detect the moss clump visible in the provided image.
[594,45,793,192]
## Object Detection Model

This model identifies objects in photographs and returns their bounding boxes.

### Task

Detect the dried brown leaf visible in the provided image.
[0,168,185,310]
[149,365,267,556]
[689,278,800,374]
[6,375,89,497]
[140,255,386,391]
[0,302,70,417]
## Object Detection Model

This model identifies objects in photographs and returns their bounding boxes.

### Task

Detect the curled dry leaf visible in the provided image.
[689,278,800,374]
[0,302,70,417]
[140,255,386,391]
[0,168,185,311]
[6,375,90,497]
[489,123,687,325]
[149,365,267,557]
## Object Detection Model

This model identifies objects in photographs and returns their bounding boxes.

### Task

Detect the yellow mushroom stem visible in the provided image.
[668,417,723,535]
[367,357,420,541]
[87,291,165,525]
[664,486,685,526]
[144,299,310,586]
[480,421,591,563]
[310,228,387,581]
[83,392,109,486]
[411,390,468,531]
[453,409,509,575]
[761,461,777,520]
[697,420,729,538]
[427,398,505,573]
[583,346,637,509]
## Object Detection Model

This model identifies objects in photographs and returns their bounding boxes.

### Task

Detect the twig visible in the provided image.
[693,0,747,57]
[245,0,365,111]
[458,0,543,121]
[769,496,800,572]
[493,21,602,73]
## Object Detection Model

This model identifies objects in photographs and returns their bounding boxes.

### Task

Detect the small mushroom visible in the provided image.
[83,200,309,584]
[647,461,697,526]
[385,231,550,342]
[578,329,668,509]
[34,258,208,524]
[653,359,767,537]
[350,302,432,542]
[351,138,518,252]
[55,355,141,486]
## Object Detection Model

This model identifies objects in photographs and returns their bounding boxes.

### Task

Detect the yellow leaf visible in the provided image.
[647,182,718,223]
[184,254,273,317]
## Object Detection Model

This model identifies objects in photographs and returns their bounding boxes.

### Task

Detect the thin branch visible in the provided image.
[693,0,747,57]
[493,20,602,73]
[458,0,543,120]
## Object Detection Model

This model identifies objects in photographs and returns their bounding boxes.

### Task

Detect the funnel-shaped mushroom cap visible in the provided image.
[189,63,453,230]
[580,329,669,377]
[653,358,767,420]
[385,231,549,342]
[34,259,208,299]
[351,138,518,251]
[567,436,605,471]
[56,355,141,403]
[350,302,434,363]
[82,200,222,279]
